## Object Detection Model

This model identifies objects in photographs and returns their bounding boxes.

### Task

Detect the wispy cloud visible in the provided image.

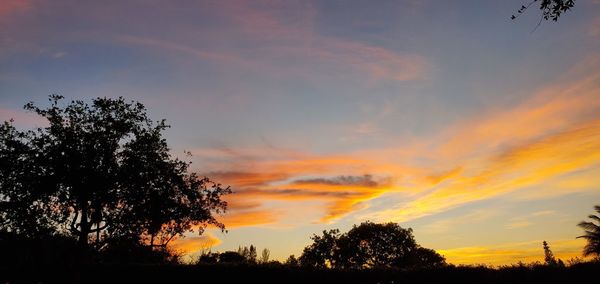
[420,209,499,234]
[291,175,386,188]
[505,210,557,229]
[113,0,430,83]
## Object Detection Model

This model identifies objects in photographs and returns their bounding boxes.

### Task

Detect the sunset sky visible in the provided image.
[1,0,600,266]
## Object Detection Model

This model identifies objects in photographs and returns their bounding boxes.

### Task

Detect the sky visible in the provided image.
[1,0,600,266]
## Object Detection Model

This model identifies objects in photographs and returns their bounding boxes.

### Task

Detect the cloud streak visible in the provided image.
[291,175,386,188]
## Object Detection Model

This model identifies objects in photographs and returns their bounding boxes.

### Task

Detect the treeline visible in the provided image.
[191,222,445,269]
[197,245,277,265]
[2,259,599,284]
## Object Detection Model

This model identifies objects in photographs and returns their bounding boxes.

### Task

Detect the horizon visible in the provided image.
[1,0,600,266]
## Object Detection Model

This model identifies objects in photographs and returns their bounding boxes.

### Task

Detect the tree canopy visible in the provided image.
[0,95,230,254]
[299,221,446,270]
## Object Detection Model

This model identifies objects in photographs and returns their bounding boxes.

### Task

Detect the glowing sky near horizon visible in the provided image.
[1,0,600,265]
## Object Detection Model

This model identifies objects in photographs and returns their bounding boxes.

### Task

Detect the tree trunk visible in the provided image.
[78,202,90,248]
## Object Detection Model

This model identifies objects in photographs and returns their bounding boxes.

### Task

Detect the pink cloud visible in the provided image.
[0,0,31,17]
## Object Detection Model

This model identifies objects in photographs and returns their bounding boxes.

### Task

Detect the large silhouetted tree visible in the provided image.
[299,229,341,268]
[577,205,600,257]
[0,95,230,253]
[0,121,57,238]
[299,221,446,269]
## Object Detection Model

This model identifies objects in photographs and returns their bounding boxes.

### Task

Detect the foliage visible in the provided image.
[197,250,219,264]
[577,205,600,257]
[218,251,247,264]
[0,121,57,237]
[299,221,446,270]
[299,229,341,268]
[0,95,230,255]
[511,0,576,21]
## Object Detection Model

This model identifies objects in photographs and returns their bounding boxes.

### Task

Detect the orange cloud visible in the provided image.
[437,70,600,161]
[218,173,394,224]
[170,233,221,254]
[426,166,464,185]
[218,209,280,229]
[439,239,587,266]
[368,118,600,222]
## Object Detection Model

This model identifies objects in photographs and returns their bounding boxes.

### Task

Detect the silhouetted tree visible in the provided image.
[249,245,257,263]
[511,0,576,21]
[411,247,447,269]
[237,245,258,263]
[543,241,565,267]
[197,250,219,264]
[0,95,230,255]
[260,248,270,264]
[543,241,558,265]
[577,205,600,257]
[285,254,299,267]
[300,221,445,269]
[299,229,341,268]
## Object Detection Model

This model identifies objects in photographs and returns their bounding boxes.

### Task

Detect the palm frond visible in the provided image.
[578,205,600,257]
[577,221,600,232]
[587,214,600,223]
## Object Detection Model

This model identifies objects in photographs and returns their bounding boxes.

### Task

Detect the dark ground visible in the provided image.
[1,262,599,284]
